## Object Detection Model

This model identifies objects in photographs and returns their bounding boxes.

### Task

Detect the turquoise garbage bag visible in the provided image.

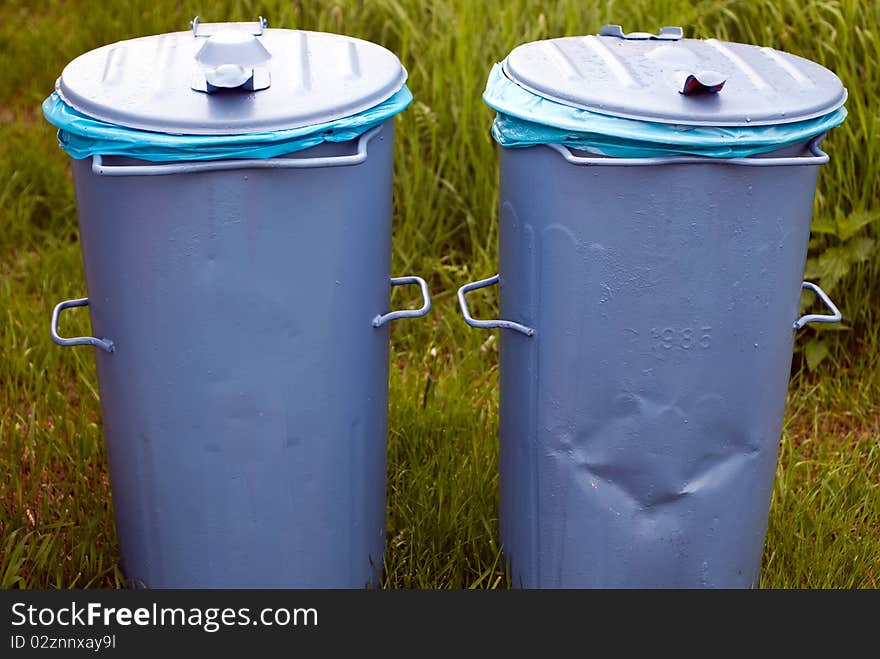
[483,64,846,158]
[43,86,413,162]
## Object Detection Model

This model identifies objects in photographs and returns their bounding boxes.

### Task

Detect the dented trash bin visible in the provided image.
[44,18,429,588]
[458,25,846,588]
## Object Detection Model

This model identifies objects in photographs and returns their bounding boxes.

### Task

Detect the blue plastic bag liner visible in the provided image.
[484,64,846,158]
[43,86,412,162]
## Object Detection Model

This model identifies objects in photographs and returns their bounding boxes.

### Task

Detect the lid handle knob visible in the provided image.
[678,70,727,95]
[191,28,272,94]
[600,25,683,40]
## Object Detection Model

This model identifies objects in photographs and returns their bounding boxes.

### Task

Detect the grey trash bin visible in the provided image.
[458,26,846,588]
[45,18,430,588]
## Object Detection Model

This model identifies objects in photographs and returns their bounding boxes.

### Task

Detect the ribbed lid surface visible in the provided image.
[502,26,846,126]
[57,21,407,135]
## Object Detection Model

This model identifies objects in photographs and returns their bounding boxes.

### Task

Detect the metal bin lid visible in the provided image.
[56,17,408,135]
[501,25,846,127]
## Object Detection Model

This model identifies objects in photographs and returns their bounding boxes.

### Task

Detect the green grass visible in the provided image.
[1,0,878,589]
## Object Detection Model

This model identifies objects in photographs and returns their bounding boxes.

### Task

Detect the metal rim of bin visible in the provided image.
[457,134,842,335]
[544,133,829,167]
[51,123,433,352]
[90,124,384,177]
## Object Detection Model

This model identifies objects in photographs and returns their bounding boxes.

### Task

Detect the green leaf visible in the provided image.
[850,236,876,262]
[837,210,880,241]
[803,256,822,279]
[816,245,852,291]
[804,339,831,371]
[810,214,839,236]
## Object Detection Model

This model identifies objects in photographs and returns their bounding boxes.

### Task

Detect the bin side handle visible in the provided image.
[546,134,829,168]
[50,298,115,353]
[457,274,535,337]
[91,125,383,177]
[795,281,841,331]
[372,276,432,327]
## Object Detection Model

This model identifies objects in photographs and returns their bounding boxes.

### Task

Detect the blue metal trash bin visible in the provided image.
[45,19,429,588]
[459,26,846,588]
